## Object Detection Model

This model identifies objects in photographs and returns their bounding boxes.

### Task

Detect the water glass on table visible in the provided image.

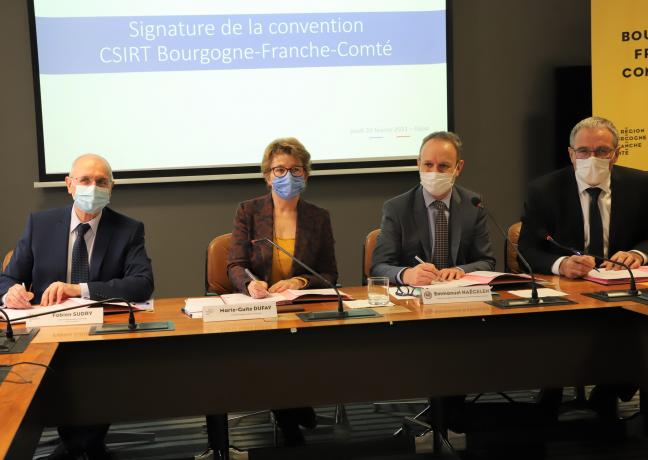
[367,277,390,306]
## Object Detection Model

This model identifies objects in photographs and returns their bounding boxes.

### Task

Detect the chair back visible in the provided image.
[205,233,234,295]
[362,229,381,285]
[505,222,522,273]
[2,250,13,271]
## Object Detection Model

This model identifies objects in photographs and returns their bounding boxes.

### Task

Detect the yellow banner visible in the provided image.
[592,0,648,169]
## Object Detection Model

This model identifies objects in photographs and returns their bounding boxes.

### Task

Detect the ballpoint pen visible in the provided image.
[244,268,259,282]
[414,255,426,265]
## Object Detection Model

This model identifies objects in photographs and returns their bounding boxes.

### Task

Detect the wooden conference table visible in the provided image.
[3,277,648,459]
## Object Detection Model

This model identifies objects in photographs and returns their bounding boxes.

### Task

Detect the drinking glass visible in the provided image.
[367,277,390,306]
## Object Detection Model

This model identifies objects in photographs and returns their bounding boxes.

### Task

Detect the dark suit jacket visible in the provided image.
[0,206,154,303]
[518,165,648,274]
[371,185,496,284]
[227,194,338,293]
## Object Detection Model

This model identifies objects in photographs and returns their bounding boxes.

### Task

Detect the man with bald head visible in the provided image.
[0,154,154,458]
[1,153,154,308]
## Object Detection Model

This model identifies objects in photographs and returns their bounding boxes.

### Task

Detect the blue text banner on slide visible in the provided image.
[31,0,449,184]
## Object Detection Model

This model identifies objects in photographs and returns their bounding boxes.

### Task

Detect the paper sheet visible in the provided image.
[507,288,567,299]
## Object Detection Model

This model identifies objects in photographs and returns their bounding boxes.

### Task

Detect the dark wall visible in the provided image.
[0,0,591,298]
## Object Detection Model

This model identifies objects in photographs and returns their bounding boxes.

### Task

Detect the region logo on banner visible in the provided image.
[592,0,648,170]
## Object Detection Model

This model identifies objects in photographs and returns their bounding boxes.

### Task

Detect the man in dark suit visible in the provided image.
[370,131,495,434]
[519,116,648,278]
[0,153,154,459]
[371,131,495,285]
[519,116,648,418]
[1,154,154,307]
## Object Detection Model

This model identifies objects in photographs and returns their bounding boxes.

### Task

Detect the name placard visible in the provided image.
[26,307,104,327]
[420,285,492,305]
[203,300,277,322]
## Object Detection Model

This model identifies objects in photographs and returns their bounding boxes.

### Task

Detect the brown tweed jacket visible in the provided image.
[227,194,338,293]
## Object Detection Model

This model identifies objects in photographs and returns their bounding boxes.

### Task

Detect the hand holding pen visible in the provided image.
[401,256,440,286]
[245,269,269,299]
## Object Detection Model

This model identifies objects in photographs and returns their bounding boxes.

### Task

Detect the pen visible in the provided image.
[244,269,259,282]
[414,256,426,265]
[574,252,600,272]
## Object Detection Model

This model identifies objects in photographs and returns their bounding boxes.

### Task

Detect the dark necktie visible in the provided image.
[432,201,449,269]
[71,223,90,284]
[586,187,604,258]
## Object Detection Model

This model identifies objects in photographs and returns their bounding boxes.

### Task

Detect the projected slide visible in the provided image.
[31,0,448,181]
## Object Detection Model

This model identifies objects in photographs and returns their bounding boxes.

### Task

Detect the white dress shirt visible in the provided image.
[396,188,453,284]
[551,172,645,274]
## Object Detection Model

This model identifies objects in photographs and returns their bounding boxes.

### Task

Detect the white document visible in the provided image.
[184,297,225,319]
[507,288,568,299]
[586,268,648,279]
[104,299,155,311]
[343,299,394,309]
[220,293,285,304]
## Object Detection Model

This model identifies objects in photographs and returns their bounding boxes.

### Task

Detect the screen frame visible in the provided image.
[28,0,454,187]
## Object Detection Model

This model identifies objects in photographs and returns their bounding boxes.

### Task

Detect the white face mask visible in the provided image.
[574,157,610,186]
[420,170,456,198]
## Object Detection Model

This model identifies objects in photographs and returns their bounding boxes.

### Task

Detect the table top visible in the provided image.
[0,342,57,460]
[3,275,648,459]
[24,275,648,344]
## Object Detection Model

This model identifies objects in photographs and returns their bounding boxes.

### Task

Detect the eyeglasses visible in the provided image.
[570,146,616,160]
[270,166,305,177]
[70,176,112,188]
[395,285,417,297]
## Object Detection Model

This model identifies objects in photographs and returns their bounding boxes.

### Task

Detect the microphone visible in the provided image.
[470,197,571,308]
[0,308,20,353]
[544,233,640,299]
[250,238,380,322]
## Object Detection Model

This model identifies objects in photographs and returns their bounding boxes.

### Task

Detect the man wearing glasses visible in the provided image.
[0,153,154,458]
[519,116,648,278]
[519,116,648,419]
[0,153,154,308]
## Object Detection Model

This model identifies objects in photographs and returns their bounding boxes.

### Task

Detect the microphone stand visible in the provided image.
[252,238,380,322]
[471,198,573,308]
[544,234,644,301]
[0,308,36,354]
[89,298,173,335]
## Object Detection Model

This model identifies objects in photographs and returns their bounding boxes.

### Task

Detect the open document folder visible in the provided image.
[184,289,353,318]
[584,267,648,285]
[413,271,533,288]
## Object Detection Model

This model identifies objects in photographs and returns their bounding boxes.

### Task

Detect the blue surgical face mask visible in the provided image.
[74,184,111,214]
[272,174,306,200]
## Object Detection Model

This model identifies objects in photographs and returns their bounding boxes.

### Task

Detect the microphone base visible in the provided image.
[487,297,576,309]
[0,327,40,355]
[89,321,174,335]
[297,308,380,322]
[583,290,645,303]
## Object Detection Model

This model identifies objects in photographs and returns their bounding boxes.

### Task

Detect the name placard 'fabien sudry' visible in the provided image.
[26,307,104,327]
